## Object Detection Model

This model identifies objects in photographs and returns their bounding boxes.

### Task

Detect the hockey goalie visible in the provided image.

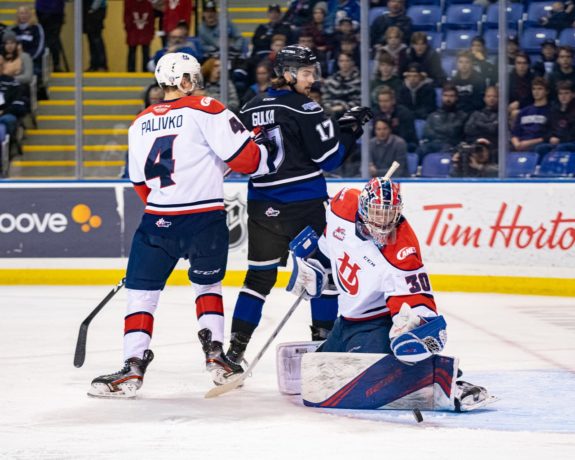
[279,176,497,412]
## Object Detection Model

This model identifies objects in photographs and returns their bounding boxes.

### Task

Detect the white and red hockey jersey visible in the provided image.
[128,95,270,215]
[318,187,437,321]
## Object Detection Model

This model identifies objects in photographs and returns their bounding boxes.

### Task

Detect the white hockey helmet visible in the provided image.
[155,52,203,94]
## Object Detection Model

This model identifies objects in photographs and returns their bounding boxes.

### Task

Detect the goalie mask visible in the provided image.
[155,52,203,95]
[274,45,321,88]
[357,177,403,247]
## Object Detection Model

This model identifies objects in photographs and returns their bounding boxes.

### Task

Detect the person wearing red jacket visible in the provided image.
[163,0,193,35]
[124,0,155,72]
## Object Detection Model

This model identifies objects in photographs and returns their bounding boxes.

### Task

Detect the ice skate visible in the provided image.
[88,349,154,398]
[454,380,498,412]
[225,331,251,367]
[198,329,243,386]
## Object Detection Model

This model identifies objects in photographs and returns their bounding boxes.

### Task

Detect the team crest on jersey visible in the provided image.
[224,194,247,249]
[201,97,213,107]
[302,101,320,111]
[265,207,280,217]
[152,104,171,115]
[335,252,361,296]
[155,218,172,228]
[332,226,346,241]
[397,246,417,260]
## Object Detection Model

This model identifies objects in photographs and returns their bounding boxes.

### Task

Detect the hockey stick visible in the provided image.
[205,292,306,398]
[73,278,126,368]
[383,161,399,180]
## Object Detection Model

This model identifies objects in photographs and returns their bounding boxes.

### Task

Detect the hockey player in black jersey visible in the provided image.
[226,45,373,370]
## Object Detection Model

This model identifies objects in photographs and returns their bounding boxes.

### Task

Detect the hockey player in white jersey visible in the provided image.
[286,177,494,412]
[88,53,278,398]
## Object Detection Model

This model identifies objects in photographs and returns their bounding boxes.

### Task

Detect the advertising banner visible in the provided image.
[0,188,122,257]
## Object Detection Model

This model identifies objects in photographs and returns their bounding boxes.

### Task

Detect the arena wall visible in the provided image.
[0,180,574,296]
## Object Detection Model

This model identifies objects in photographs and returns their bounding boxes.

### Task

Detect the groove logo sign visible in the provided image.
[0,204,101,234]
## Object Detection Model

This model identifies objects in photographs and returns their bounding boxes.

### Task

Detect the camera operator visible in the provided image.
[450,141,498,178]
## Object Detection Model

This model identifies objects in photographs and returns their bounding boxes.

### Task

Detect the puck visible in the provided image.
[412,409,424,423]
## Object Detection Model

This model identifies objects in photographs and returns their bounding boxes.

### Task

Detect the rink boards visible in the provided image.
[0,179,574,296]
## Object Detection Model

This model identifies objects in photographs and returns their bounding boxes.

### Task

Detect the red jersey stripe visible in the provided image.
[133,183,151,204]
[386,294,437,316]
[145,205,225,215]
[226,140,261,174]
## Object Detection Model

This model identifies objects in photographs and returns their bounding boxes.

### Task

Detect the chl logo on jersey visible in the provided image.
[335,252,361,296]
[224,194,247,250]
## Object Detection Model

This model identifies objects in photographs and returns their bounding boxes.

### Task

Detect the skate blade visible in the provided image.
[87,382,138,399]
[459,395,499,412]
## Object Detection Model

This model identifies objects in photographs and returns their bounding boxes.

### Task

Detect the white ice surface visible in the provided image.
[1,287,574,460]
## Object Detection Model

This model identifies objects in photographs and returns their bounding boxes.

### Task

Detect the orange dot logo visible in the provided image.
[71,204,102,232]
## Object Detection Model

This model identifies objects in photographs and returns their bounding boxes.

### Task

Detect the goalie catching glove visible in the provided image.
[389,303,447,364]
[286,226,327,299]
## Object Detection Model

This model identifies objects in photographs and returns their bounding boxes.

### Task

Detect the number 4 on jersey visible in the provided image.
[144,135,177,187]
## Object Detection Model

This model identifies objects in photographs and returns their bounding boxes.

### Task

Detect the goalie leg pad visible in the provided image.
[276,341,322,395]
[301,352,460,411]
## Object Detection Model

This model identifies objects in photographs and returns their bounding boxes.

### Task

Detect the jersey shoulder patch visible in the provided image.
[171,95,226,114]
[330,188,360,223]
[381,220,424,271]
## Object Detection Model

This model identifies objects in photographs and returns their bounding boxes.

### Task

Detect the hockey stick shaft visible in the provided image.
[205,292,306,398]
[73,278,126,368]
[383,161,399,180]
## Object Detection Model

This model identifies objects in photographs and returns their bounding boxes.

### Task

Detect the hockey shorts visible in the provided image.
[126,211,229,290]
[318,315,394,354]
[246,198,327,269]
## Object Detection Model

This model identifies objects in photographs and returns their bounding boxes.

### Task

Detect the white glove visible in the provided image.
[286,256,327,299]
[389,303,424,339]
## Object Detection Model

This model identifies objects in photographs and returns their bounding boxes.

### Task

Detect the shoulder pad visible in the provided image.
[382,220,424,271]
[330,188,360,222]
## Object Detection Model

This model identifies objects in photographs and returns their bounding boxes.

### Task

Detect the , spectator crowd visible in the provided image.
[3,0,575,178]
[131,0,575,178]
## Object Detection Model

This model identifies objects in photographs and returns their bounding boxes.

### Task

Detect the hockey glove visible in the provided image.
[389,304,447,365]
[252,126,278,172]
[337,106,374,139]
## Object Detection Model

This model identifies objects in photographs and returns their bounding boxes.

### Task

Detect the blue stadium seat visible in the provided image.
[369,7,388,26]
[444,4,483,31]
[485,3,524,29]
[420,153,452,178]
[426,31,443,51]
[536,151,575,177]
[409,0,441,5]
[506,152,539,178]
[521,28,557,53]
[414,119,426,139]
[559,28,575,48]
[525,2,554,28]
[483,30,519,52]
[407,153,419,177]
[444,29,476,52]
[408,5,442,32]
[441,53,457,77]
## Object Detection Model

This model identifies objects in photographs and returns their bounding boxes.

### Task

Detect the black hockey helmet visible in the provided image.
[273,45,321,81]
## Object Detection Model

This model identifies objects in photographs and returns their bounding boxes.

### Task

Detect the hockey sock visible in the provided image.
[124,289,160,360]
[310,294,338,331]
[194,283,225,343]
[231,289,266,337]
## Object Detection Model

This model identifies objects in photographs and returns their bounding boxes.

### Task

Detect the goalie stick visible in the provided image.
[205,292,306,398]
[73,278,126,368]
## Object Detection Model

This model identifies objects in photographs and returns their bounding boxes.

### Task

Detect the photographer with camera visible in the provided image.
[449,141,497,178]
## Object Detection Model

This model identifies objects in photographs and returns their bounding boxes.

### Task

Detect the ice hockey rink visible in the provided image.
[1,286,574,460]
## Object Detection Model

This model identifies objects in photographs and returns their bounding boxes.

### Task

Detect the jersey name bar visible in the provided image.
[141,115,184,135]
[251,110,275,127]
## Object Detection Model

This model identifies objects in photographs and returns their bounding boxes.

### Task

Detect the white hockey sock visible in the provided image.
[194,282,225,343]
[123,289,160,360]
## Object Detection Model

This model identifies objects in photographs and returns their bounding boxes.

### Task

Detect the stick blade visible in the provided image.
[204,376,245,398]
[73,324,88,368]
